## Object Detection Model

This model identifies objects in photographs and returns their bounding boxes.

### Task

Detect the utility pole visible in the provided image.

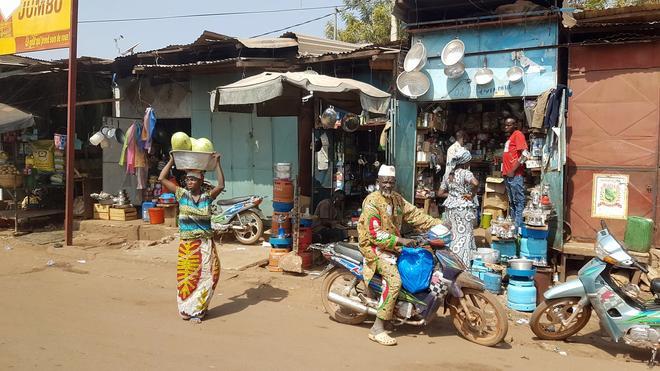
[65,0,79,246]
[390,0,398,41]
[334,8,338,40]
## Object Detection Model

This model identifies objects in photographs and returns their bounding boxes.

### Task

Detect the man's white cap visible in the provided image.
[378,165,396,177]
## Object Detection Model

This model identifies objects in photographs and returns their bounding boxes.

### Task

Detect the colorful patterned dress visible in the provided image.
[357,191,441,320]
[439,168,478,266]
[175,187,220,319]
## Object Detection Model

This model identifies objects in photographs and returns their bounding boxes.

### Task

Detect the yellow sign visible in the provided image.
[0,0,71,55]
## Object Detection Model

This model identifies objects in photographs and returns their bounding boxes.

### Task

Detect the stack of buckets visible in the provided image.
[268,163,294,272]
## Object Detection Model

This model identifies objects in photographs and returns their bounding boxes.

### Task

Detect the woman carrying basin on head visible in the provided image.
[159,152,225,323]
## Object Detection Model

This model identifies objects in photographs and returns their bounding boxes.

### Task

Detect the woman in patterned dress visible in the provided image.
[159,152,225,323]
[437,149,479,267]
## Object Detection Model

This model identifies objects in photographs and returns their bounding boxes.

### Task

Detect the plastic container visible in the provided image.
[300,218,313,228]
[171,150,215,171]
[272,201,294,212]
[483,272,502,294]
[298,227,312,249]
[491,240,517,261]
[520,237,547,263]
[142,201,156,222]
[273,179,294,203]
[148,207,165,224]
[480,212,492,229]
[520,225,549,240]
[624,216,654,253]
[273,163,292,179]
[507,278,537,311]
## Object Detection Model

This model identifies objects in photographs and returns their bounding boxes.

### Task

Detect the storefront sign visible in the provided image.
[0,0,70,55]
[591,174,629,220]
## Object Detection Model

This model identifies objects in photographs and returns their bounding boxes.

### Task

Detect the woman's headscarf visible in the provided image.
[451,148,472,167]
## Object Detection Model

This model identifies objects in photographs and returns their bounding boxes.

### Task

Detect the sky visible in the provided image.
[20,0,346,61]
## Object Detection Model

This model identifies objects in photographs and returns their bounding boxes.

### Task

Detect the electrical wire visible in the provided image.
[250,12,336,38]
[79,5,345,24]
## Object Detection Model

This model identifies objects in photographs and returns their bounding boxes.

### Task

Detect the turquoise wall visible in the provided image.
[395,100,417,202]
[191,74,298,216]
[412,21,558,101]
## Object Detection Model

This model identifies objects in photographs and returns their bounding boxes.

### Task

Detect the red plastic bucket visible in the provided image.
[298,227,312,249]
[149,207,165,224]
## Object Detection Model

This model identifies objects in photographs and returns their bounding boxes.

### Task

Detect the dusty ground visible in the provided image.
[0,230,652,371]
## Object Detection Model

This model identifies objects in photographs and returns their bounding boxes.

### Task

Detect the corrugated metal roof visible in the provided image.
[280,32,369,57]
[132,57,291,73]
[0,54,52,67]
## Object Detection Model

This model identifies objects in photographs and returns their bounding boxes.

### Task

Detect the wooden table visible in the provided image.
[555,241,650,282]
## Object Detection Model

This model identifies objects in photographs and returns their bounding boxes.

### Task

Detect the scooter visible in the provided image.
[310,232,509,347]
[210,195,265,245]
[530,220,660,364]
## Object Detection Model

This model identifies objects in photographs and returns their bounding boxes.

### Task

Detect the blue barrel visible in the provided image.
[507,278,537,312]
[142,202,156,222]
[483,272,502,294]
[520,237,547,264]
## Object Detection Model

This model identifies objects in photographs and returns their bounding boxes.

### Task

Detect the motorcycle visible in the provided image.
[210,195,265,245]
[530,220,660,364]
[310,234,509,347]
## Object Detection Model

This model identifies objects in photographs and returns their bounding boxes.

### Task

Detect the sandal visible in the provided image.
[368,332,397,346]
[189,317,202,324]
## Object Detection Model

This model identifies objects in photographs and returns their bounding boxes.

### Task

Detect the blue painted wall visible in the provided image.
[412,21,558,101]
[394,100,417,202]
[191,74,298,216]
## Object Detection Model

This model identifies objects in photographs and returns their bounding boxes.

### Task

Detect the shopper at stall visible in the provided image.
[437,148,479,267]
[444,130,467,181]
[357,165,443,346]
[158,152,225,324]
[312,189,347,243]
[502,117,528,228]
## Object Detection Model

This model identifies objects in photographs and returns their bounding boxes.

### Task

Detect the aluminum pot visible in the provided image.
[509,258,534,270]
[404,41,427,72]
[507,65,524,83]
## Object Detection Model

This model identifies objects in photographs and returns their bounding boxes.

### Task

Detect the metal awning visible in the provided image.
[0,103,35,133]
[210,71,391,114]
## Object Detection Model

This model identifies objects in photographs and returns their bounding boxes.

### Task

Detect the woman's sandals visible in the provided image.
[368,332,397,346]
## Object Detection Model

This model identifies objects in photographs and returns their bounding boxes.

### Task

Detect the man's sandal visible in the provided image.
[368,332,397,346]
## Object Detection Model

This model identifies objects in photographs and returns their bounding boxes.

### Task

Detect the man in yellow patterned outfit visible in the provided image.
[357,165,443,346]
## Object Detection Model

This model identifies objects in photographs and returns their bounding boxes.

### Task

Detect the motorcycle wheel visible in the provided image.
[233,211,263,245]
[448,288,508,347]
[530,298,592,340]
[321,269,371,325]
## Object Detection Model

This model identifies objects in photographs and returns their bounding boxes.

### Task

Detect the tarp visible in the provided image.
[0,103,35,134]
[210,71,391,114]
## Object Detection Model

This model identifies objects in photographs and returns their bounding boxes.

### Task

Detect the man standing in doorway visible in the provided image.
[502,118,528,228]
[444,130,467,181]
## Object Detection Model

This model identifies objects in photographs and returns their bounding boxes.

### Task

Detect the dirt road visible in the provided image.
[0,234,651,371]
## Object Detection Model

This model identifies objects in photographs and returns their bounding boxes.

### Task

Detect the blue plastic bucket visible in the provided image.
[272,201,294,212]
[142,202,156,222]
[483,272,502,294]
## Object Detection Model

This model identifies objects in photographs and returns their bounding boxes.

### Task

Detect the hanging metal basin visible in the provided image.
[404,41,427,72]
[444,61,465,79]
[507,65,524,83]
[396,71,430,100]
[474,67,494,85]
[441,39,465,66]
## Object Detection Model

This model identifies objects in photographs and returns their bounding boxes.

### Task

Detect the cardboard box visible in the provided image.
[485,177,506,194]
[483,193,508,210]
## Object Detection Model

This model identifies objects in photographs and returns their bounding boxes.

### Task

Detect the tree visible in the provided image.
[325,0,404,44]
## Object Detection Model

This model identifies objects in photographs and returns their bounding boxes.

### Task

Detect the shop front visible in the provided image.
[395,17,565,278]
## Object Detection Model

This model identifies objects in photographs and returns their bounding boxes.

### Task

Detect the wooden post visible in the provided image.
[64,0,79,246]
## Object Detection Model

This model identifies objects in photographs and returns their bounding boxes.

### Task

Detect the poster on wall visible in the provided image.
[591,174,629,220]
[0,0,71,56]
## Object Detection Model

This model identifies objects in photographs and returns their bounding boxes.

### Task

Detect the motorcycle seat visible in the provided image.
[215,196,253,205]
[652,278,660,295]
[333,242,363,262]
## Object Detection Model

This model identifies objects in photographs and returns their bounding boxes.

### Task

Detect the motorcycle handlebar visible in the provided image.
[632,259,649,274]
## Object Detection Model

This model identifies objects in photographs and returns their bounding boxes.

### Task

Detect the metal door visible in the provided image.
[566,42,660,244]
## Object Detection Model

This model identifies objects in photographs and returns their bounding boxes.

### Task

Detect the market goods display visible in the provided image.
[0,164,19,175]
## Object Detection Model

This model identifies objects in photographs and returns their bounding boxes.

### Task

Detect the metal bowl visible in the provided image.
[474,67,494,85]
[441,39,465,66]
[404,41,427,72]
[509,258,534,271]
[507,65,524,83]
[396,71,430,99]
[444,61,465,79]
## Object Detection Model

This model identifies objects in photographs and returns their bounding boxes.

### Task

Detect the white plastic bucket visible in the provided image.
[90,131,105,145]
[172,150,215,171]
[273,163,291,179]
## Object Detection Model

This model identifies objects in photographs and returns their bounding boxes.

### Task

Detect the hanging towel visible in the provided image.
[119,123,136,167]
[531,89,552,129]
[142,107,157,151]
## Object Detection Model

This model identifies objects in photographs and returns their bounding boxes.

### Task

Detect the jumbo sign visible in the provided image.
[0,0,71,55]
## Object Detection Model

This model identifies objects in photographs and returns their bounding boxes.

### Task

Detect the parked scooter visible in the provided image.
[530,220,659,364]
[210,195,265,245]
[310,231,509,347]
